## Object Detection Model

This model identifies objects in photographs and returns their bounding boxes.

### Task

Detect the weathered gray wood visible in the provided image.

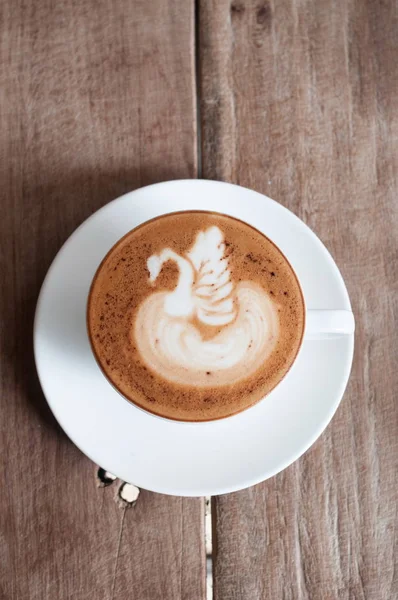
[0,1,205,598]
[200,0,398,598]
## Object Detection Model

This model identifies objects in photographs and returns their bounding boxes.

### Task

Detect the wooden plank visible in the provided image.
[0,1,205,599]
[199,0,398,598]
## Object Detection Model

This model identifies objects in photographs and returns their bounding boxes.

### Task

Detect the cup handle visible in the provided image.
[305,310,355,340]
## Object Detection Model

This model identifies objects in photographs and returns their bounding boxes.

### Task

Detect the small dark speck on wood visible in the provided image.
[97,467,116,486]
[231,1,245,15]
[256,2,272,28]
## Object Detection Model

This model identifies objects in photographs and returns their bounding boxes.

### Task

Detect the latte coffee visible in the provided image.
[87,212,305,421]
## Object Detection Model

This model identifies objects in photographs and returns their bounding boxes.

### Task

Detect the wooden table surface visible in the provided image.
[1,0,397,598]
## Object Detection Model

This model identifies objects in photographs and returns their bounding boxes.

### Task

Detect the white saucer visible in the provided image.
[34,180,354,496]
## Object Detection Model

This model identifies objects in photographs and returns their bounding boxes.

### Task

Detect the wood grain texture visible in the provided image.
[0,1,205,599]
[200,0,398,598]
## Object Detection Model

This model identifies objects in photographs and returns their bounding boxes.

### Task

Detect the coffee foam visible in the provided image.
[87,212,305,421]
[134,227,279,385]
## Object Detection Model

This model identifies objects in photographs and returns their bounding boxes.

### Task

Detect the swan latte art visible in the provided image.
[87,212,305,421]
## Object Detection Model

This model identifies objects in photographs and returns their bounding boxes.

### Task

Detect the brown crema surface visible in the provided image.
[87,212,305,421]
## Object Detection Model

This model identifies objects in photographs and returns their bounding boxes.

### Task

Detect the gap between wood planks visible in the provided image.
[194,4,213,596]
[205,497,214,600]
[195,0,203,179]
